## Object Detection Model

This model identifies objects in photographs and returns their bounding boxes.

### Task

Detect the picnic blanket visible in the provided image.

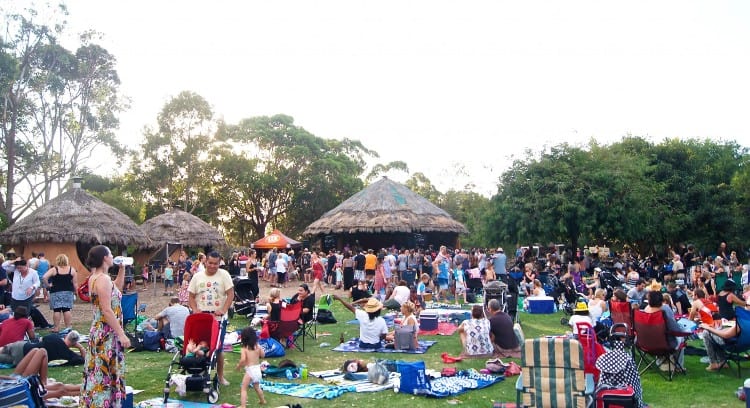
[419,321,458,336]
[260,380,356,399]
[332,338,437,353]
[310,369,399,392]
[421,369,504,398]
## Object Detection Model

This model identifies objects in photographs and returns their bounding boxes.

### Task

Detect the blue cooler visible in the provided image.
[420,310,439,331]
[527,298,555,314]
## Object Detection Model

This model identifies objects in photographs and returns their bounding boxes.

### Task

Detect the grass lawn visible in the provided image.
[30,303,748,407]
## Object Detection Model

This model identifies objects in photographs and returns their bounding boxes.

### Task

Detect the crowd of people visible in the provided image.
[0,239,747,407]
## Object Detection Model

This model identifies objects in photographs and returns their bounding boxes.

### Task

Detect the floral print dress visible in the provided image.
[81,277,126,407]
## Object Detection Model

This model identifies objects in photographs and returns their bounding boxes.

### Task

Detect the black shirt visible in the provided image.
[291,293,316,323]
[354,254,366,270]
[351,287,371,302]
[24,335,83,366]
[488,312,519,350]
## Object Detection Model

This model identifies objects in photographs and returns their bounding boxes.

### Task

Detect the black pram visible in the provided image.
[231,278,257,320]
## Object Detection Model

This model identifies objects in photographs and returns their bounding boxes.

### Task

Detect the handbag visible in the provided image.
[396,360,428,394]
[394,324,416,350]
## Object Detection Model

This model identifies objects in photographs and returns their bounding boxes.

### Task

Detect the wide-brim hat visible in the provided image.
[573,302,589,312]
[363,298,383,313]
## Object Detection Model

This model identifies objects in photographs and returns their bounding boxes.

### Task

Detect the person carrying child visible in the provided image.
[237,326,266,407]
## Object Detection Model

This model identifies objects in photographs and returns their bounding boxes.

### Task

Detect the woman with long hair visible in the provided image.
[80,245,131,407]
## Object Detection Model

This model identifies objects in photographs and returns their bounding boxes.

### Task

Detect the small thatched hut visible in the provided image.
[138,207,227,265]
[0,178,151,281]
[303,176,468,250]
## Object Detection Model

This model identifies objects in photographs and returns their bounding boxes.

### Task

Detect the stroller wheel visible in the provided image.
[228,307,235,319]
[207,389,220,404]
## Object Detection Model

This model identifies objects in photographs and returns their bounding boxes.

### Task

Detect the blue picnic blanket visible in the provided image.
[332,338,437,354]
[260,380,355,399]
[422,369,504,398]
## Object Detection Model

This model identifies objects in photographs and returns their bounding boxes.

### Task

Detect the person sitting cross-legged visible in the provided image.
[487,299,521,358]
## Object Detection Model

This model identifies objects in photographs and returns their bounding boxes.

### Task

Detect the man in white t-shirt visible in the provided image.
[383,280,411,310]
[188,251,234,386]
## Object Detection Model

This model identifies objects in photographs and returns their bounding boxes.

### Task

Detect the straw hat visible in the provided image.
[363,298,383,313]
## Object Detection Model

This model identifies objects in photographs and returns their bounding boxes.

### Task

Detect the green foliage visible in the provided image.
[486,137,750,258]
[213,114,370,244]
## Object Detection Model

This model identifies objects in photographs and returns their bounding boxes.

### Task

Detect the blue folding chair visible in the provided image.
[121,291,139,332]
[722,306,750,377]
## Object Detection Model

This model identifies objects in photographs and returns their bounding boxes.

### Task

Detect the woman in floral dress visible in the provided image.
[80,245,131,407]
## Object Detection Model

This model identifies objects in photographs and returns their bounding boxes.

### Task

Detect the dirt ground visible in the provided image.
[60,276,348,329]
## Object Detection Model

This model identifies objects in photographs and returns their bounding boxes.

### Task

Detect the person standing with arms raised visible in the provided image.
[80,245,131,407]
[189,250,234,386]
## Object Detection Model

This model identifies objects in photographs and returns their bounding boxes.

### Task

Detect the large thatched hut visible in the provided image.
[138,207,227,265]
[303,176,468,251]
[0,178,151,281]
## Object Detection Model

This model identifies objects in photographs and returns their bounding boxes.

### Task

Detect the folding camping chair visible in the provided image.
[301,294,333,348]
[122,291,139,333]
[632,309,691,381]
[720,305,750,377]
[576,321,605,384]
[516,337,595,408]
[267,301,304,351]
[609,300,634,349]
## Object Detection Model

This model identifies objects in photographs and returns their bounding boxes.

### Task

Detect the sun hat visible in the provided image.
[363,298,383,313]
[497,247,504,253]
[573,302,589,313]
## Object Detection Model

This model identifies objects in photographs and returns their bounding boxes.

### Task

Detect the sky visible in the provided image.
[55,0,750,196]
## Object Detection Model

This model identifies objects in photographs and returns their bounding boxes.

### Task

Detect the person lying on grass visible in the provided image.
[334,295,387,349]
[0,348,81,400]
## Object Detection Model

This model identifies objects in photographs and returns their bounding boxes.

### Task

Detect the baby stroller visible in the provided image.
[231,278,257,320]
[164,313,229,403]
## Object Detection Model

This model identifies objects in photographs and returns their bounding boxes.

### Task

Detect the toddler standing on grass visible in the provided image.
[237,326,266,407]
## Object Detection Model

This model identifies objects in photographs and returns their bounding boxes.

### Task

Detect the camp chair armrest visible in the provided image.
[515,374,523,392]
[585,373,595,395]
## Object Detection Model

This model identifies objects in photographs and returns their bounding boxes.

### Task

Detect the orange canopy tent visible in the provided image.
[251,229,302,250]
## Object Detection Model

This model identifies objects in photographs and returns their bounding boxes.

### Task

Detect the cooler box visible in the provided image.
[527,297,555,314]
[596,385,636,408]
[420,311,439,331]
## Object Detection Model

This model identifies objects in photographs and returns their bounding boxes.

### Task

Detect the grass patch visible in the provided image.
[25,303,749,407]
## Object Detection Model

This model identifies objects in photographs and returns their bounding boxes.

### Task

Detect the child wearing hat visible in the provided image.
[568,301,593,336]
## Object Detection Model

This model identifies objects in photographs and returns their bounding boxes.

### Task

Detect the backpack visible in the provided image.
[142,330,163,351]
[316,309,337,324]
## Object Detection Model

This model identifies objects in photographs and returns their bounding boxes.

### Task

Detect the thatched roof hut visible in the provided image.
[303,177,468,250]
[0,178,151,280]
[138,207,226,264]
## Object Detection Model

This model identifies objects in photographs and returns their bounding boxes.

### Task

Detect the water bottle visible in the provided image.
[285,369,294,380]
[300,364,308,380]
[339,332,345,344]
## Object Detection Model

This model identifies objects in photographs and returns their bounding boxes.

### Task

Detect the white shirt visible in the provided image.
[275,257,288,273]
[12,269,40,301]
[355,309,388,344]
[392,285,411,305]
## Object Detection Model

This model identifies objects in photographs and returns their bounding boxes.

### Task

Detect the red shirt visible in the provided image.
[0,317,33,347]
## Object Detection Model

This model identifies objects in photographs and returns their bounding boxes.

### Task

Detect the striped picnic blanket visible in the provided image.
[310,369,399,392]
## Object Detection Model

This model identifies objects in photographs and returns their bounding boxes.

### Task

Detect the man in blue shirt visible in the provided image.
[493,248,508,283]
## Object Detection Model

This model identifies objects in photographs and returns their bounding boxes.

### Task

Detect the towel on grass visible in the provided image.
[421,369,504,398]
[260,380,355,399]
[331,338,437,353]
[309,370,399,392]
[419,322,458,336]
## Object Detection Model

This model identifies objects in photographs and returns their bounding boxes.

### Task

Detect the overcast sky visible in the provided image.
[59,0,750,196]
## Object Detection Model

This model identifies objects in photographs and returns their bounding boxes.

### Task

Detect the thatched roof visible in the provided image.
[303,177,468,235]
[139,207,226,249]
[0,184,150,247]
